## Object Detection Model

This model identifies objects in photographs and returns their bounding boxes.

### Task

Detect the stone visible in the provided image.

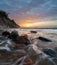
[38,36,52,42]
[30,31,37,33]
[2,31,10,37]
[43,49,57,57]
[38,58,55,65]
[9,32,31,46]
[8,30,19,39]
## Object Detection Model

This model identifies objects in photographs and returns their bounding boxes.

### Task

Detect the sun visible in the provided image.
[20,23,33,28]
[20,20,33,28]
[24,23,32,28]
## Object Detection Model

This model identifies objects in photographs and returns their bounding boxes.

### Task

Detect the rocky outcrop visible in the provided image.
[0,11,20,28]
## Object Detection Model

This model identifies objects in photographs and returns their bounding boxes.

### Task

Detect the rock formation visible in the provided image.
[0,10,20,28]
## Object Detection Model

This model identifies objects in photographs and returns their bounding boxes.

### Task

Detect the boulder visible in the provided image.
[30,31,37,33]
[38,58,55,65]
[9,31,31,46]
[38,36,52,42]
[2,31,10,37]
[43,49,57,57]
[52,58,57,64]
[8,30,19,39]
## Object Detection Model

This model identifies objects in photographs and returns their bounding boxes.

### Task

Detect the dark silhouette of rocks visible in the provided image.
[38,36,52,42]
[0,10,20,28]
[30,30,37,33]
[8,31,31,46]
[8,30,19,39]
[2,31,10,37]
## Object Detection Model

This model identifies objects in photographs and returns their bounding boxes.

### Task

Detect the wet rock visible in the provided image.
[54,47,57,56]
[43,49,57,57]
[38,36,52,42]
[2,31,10,37]
[0,36,6,43]
[15,36,31,46]
[26,45,43,63]
[8,30,19,39]
[0,49,26,63]
[38,58,55,65]
[9,31,31,46]
[30,31,37,33]
[54,47,57,52]
[52,58,57,64]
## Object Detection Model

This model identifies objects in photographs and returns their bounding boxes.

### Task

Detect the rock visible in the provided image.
[9,31,31,46]
[38,58,55,65]
[54,47,57,55]
[2,31,10,37]
[0,49,26,63]
[38,36,52,42]
[52,58,57,64]
[30,31,37,33]
[43,49,57,57]
[9,30,19,39]
[16,36,31,45]
[54,47,57,52]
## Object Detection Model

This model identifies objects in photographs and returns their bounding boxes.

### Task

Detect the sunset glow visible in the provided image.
[19,20,57,28]
[20,23,32,28]
[1,0,57,28]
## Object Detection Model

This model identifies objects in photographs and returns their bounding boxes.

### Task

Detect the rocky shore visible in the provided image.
[0,30,57,65]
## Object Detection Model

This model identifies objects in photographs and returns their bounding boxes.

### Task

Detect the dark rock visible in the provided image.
[38,36,52,42]
[38,58,55,65]
[54,47,57,52]
[2,31,10,37]
[9,32,31,46]
[52,58,57,64]
[30,31,37,33]
[54,47,57,55]
[9,30,19,39]
[14,35,31,46]
[43,49,57,57]
[0,10,8,18]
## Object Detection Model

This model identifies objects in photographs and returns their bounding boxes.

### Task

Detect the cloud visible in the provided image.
[0,0,57,25]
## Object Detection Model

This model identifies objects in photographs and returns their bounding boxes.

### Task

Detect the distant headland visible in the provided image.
[0,10,20,29]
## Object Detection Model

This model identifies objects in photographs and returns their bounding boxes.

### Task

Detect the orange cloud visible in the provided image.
[17,16,43,28]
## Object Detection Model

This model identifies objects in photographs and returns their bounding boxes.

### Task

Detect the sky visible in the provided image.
[0,0,57,28]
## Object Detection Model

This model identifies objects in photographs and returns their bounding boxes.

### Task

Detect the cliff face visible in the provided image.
[0,11,20,28]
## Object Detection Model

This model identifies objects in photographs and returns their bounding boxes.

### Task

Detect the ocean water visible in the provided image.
[0,29,57,65]
[6,29,57,41]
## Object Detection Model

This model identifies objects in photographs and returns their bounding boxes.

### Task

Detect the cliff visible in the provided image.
[0,11,20,29]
